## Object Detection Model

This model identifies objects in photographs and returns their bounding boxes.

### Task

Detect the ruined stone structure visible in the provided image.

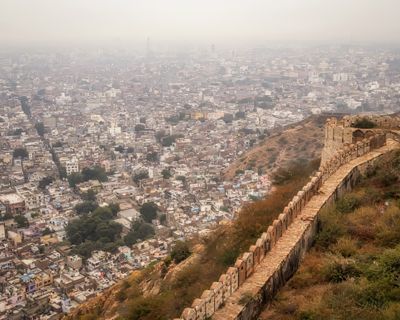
[177,115,400,320]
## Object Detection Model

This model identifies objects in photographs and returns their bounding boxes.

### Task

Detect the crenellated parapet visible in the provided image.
[322,114,400,165]
[341,115,400,129]
[180,125,388,320]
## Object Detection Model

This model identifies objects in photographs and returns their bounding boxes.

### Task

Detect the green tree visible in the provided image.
[81,189,97,202]
[235,111,246,119]
[66,206,123,257]
[161,168,172,179]
[135,124,146,132]
[146,151,159,162]
[176,176,186,183]
[170,241,191,264]
[38,176,54,189]
[42,227,53,235]
[74,201,98,215]
[140,202,158,223]
[161,135,175,147]
[68,172,84,187]
[115,145,125,153]
[13,148,29,159]
[8,128,23,136]
[352,118,376,129]
[92,206,114,220]
[124,221,155,246]
[19,96,31,117]
[133,171,149,184]
[81,166,108,182]
[35,122,46,136]
[53,141,63,148]
[108,203,120,216]
[15,215,29,228]
[159,213,167,225]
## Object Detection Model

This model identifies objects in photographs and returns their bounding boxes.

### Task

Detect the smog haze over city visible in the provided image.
[1,0,400,48]
[1,1,400,320]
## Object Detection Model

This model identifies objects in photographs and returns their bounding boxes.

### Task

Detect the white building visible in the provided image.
[66,156,79,175]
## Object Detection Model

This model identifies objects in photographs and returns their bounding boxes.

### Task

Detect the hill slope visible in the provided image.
[224,114,335,180]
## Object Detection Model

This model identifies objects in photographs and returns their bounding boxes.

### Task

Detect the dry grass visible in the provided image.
[223,115,329,180]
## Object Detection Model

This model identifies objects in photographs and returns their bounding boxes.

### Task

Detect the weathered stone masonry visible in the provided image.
[178,116,400,320]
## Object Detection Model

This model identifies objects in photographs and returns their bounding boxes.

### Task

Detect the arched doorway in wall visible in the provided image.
[352,130,365,143]
[365,130,375,139]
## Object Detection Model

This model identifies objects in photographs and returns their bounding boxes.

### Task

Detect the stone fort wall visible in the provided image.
[178,116,395,320]
[322,114,400,164]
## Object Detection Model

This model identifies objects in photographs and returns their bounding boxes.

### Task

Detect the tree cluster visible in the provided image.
[124,221,155,246]
[146,151,159,162]
[14,215,29,228]
[67,166,108,187]
[134,124,146,132]
[19,96,31,117]
[170,241,191,263]
[38,176,54,189]
[66,206,122,258]
[140,202,158,223]
[161,168,172,179]
[35,122,46,137]
[74,201,98,215]
[352,117,377,129]
[132,171,149,184]
[13,148,28,159]
[8,128,23,136]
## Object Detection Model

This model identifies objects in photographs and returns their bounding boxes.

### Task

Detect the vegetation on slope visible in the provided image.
[261,150,400,320]
[223,114,332,180]
[67,159,319,320]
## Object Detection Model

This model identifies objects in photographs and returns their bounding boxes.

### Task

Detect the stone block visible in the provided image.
[250,244,261,265]
[243,252,254,278]
[211,281,224,310]
[278,213,288,232]
[273,219,282,239]
[235,258,246,286]
[256,238,265,261]
[201,290,215,318]
[219,273,232,301]
[182,308,197,320]
[267,226,276,247]
[227,267,239,292]
[192,299,206,320]
[261,231,271,254]
[292,196,301,216]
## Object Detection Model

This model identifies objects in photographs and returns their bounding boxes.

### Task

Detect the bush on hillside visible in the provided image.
[336,194,361,214]
[332,237,358,257]
[323,261,361,283]
[352,118,376,129]
[170,241,191,264]
[315,208,344,249]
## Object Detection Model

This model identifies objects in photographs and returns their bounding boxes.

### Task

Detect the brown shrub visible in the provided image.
[331,237,358,258]
[346,206,378,240]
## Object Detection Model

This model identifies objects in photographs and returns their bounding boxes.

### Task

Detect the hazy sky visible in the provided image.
[1,0,400,47]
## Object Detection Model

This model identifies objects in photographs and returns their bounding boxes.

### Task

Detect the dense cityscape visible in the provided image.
[1,45,400,319]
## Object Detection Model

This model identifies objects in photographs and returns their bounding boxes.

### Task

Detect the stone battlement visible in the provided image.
[178,117,395,320]
[322,114,400,164]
